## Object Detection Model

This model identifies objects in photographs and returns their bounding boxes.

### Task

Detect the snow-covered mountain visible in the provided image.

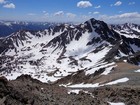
[111,23,140,39]
[0,18,140,84]
[0,20,57,37]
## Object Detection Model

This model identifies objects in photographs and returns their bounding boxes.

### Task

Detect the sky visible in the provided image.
[0,0,140,24]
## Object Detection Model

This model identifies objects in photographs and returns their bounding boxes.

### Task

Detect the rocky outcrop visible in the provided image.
[0,75,140,105]
[0,75,106,105]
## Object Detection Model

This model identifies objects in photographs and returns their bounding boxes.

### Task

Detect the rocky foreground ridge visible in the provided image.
[0,75,140,105]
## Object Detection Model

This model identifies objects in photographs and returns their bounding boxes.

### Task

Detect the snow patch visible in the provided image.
[67,89,94,97]
[101,65,117,75]
[86,62,115,75]
[64,77,129,88]
[135,69,140,72]
[108,102,125,105]
[41,88,44,90]
[123,60,127,62]
[68,83,99,88]
[105,77,129,85]
[68,89,82,94]
[119,50,128,57]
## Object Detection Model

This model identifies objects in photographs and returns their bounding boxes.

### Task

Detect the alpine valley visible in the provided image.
[0,18,140,105]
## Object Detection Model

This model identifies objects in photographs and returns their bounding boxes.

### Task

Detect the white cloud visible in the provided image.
[114,1,122,6]
[128,2,135,5]
[81,15,90,19]
[42,11,49,17]
[44,13,49,16]
[27,13,36,16]
[0,0,6,4]
[43,11,46,13]
[95,5,101,9]
[93,12,100,14]
[119,11,123,13]
[44,13,49,17]
[66,13,76,18]
[54,11,64,16]
[42,10,49,17]
[110,12,140,19]
[99,12,140,24]
[3,3,15,8]
[88,12,92,14]
[77,1,92,8]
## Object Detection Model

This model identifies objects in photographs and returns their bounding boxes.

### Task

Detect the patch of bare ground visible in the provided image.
[89,86,140,105]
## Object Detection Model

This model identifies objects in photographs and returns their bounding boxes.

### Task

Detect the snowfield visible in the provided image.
[0,22,114,83]
[1,18,140,84]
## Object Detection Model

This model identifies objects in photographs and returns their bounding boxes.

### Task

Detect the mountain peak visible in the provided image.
[89,18,97,22]
[0,18,140,85]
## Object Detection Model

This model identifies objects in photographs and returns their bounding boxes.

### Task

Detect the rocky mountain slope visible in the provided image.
[111,23,140,39]
[0,18,140,85]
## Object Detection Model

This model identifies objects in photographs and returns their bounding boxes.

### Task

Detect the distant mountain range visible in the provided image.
[0,20,58,37]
